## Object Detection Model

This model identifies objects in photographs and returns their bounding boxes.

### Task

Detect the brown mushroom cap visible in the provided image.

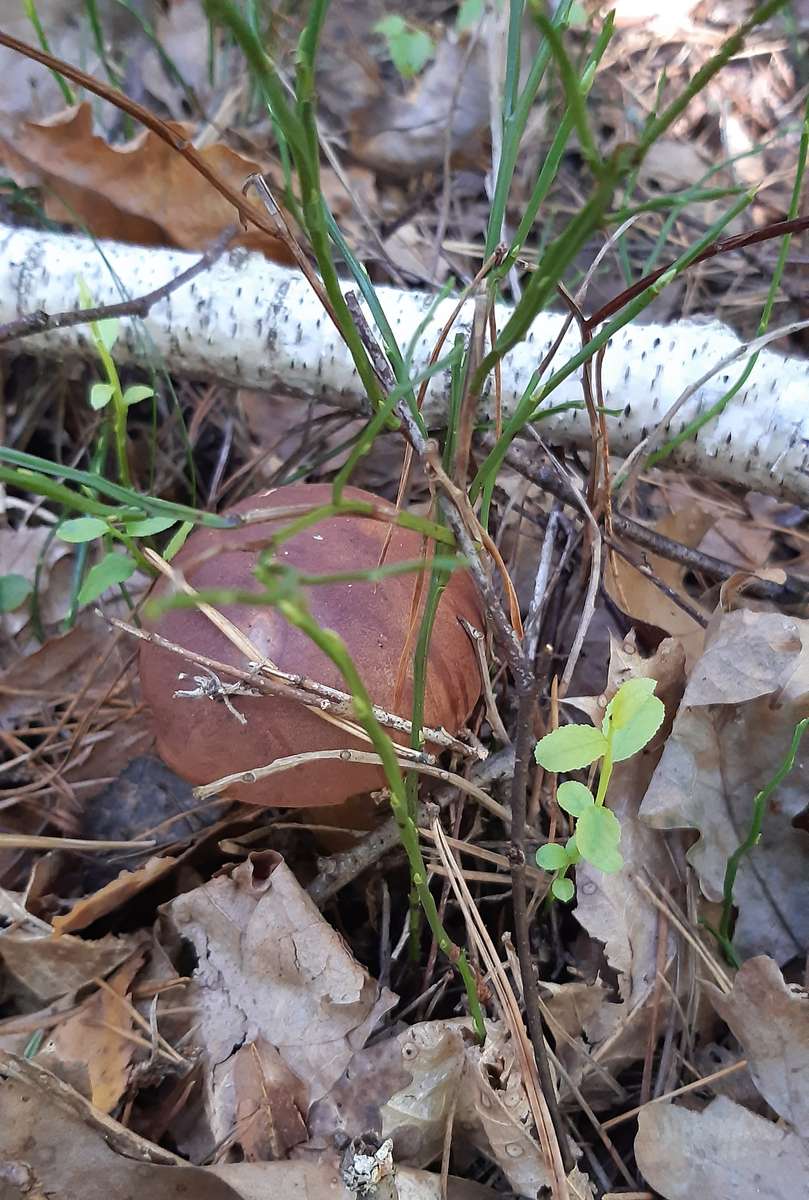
[138,483,483,807]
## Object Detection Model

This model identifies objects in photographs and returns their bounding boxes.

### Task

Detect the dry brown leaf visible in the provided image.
[0,103,292,257]
[635,1096,809,1200]
[0,1052,244,1200]
[212,1162,499,1200]
[214,1038,308,1161]
[640,608,809,962]
[607,506,712,663]
[52,856,178,935]
[708,956,809,1138]
[314,1018,551,1196]
[38,949,146,1112]
[351,37,489,174]
[0,927,137,1003]
[159,850,395,1160]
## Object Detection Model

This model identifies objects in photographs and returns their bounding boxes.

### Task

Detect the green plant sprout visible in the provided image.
[78,278,155,490]
[534,678,664,901]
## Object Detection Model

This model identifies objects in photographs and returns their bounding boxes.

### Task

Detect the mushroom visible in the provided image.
[138,482,483,807]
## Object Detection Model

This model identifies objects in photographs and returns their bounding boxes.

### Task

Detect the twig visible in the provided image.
[307,747,515,905]
[0,225,237,346]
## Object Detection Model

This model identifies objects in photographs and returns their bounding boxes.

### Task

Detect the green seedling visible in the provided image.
[373,15,435,78]
[534,677,665,900]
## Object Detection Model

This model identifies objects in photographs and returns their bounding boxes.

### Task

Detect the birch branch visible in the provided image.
[2,223,808,502]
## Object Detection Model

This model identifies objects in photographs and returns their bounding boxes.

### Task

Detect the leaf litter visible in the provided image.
[1,2,809,1198]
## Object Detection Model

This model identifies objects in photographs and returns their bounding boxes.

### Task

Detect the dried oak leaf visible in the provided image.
[708,956,809,1138]
[158,850,395,1160]
[0,102,292,257]
[635,1096,809,1200]
[640,608,809,963]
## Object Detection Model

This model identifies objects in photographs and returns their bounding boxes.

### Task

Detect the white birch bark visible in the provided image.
[1,223,808,503]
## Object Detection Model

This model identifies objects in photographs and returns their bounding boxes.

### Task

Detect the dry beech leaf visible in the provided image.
[635,1096,809,1200]
[159,850,395,1160]
[0,927,138,1003]
[641,608,809,962]
[52,856,178,935]
[0,103,293,258]
[38,948,146,1112]
[708,956,809,1138]
[561,636,686,1076]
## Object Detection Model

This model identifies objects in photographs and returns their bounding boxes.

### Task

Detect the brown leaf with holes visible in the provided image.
[0,103,293,258]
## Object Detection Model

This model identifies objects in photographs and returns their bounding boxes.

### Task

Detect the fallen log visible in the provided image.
[1,223,808,503]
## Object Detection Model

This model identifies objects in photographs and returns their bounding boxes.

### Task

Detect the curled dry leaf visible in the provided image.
[635,1095,809,1200]
[641,608,809,962]
[52,856,178,935]
[312,1018,551,1197]
[158,851,395,1160]
[708,956,809,1138]
[0,103,292,257]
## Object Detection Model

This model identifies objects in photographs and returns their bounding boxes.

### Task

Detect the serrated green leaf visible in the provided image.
[124,515,176,536]
[536,843,569,871]
[77,552,136,605]
[457,0,484,31]
[57,517,108,543]
[575,805,623,873]
[374,14,435,77]
[611,694,665,761]
[604,676,657,731]
[552,876,575,903]
[0,573,32,612]
[535,724,607,772]
[557,780,595,817]
[122,384,154,407]
[89,382,115,410]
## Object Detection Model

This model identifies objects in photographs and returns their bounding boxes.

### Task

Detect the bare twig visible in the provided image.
[0,226,237,346]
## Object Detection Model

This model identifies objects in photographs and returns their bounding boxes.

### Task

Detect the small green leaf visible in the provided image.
[124,515,176,536]
[57,517,108,543]
[535,724,608,772]
[96,317,119,351]
[122,384,154,407]
[89,382,115,410]
[536,843,569,871]
[0,573,33,612]
[77,552,136,604]
[557,780,595,817]
[457,0,484,31]
[604,677,657,730]
[374,14,435,77]
[575,805,624,873]
[564,835,581,865]
[607,686,662,758]
[552,876,575,903]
